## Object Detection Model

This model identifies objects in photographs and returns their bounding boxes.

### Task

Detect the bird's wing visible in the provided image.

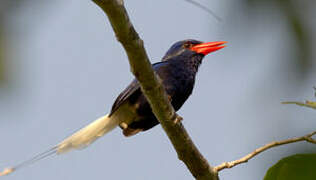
[109,62,168,116]
[109,79,140,115]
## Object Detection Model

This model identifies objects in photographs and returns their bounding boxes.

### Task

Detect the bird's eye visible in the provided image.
[183,42,193,49]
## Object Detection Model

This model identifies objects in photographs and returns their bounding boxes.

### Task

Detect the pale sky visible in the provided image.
[1,0,315,180]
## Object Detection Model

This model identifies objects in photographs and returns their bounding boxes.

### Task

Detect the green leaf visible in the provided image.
[264,154,316,180]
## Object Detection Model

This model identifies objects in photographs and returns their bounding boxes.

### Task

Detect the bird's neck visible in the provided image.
[165,54,203,75]
[182,55,203,74]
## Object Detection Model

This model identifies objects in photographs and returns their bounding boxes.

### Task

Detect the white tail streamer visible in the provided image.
[0,114,119,176]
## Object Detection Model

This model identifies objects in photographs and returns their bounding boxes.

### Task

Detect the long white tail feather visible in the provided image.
[57,114,118,153]
[0,114,119,176]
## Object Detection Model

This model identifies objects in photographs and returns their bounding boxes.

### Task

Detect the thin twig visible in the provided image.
[92,0,218,179]
[183,0,222,22]
[215,131,316,172]
[282,101,316,110]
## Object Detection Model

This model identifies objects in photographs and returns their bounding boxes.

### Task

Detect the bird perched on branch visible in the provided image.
[0,39,226,176]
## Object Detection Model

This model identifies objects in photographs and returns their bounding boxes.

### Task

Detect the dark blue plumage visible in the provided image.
[0,40,225,174]
[109,40,206,136]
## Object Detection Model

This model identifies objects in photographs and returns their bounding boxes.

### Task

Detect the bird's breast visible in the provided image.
[160,66,195,111]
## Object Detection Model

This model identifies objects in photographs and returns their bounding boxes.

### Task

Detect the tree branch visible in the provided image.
[92,0,218,179]
[282,101,316,110]
[215,131,316,172]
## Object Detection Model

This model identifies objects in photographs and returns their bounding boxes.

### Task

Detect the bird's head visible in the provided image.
[162,39,226,62]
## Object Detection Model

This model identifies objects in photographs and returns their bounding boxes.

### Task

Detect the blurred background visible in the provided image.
[0,0,315,179]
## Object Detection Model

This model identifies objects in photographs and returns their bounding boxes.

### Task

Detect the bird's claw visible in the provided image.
[173,115,183,124]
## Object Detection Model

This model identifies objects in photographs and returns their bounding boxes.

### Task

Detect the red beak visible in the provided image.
[190,41,227,55]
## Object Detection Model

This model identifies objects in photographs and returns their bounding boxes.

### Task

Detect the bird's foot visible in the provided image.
[173,115,183,124]
[167,95,172,102]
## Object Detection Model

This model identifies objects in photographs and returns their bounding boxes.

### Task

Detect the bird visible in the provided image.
[0,39,226,176]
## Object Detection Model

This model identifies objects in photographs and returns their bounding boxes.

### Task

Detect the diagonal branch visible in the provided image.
[215,131,316,172]
[92,0,218,179]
